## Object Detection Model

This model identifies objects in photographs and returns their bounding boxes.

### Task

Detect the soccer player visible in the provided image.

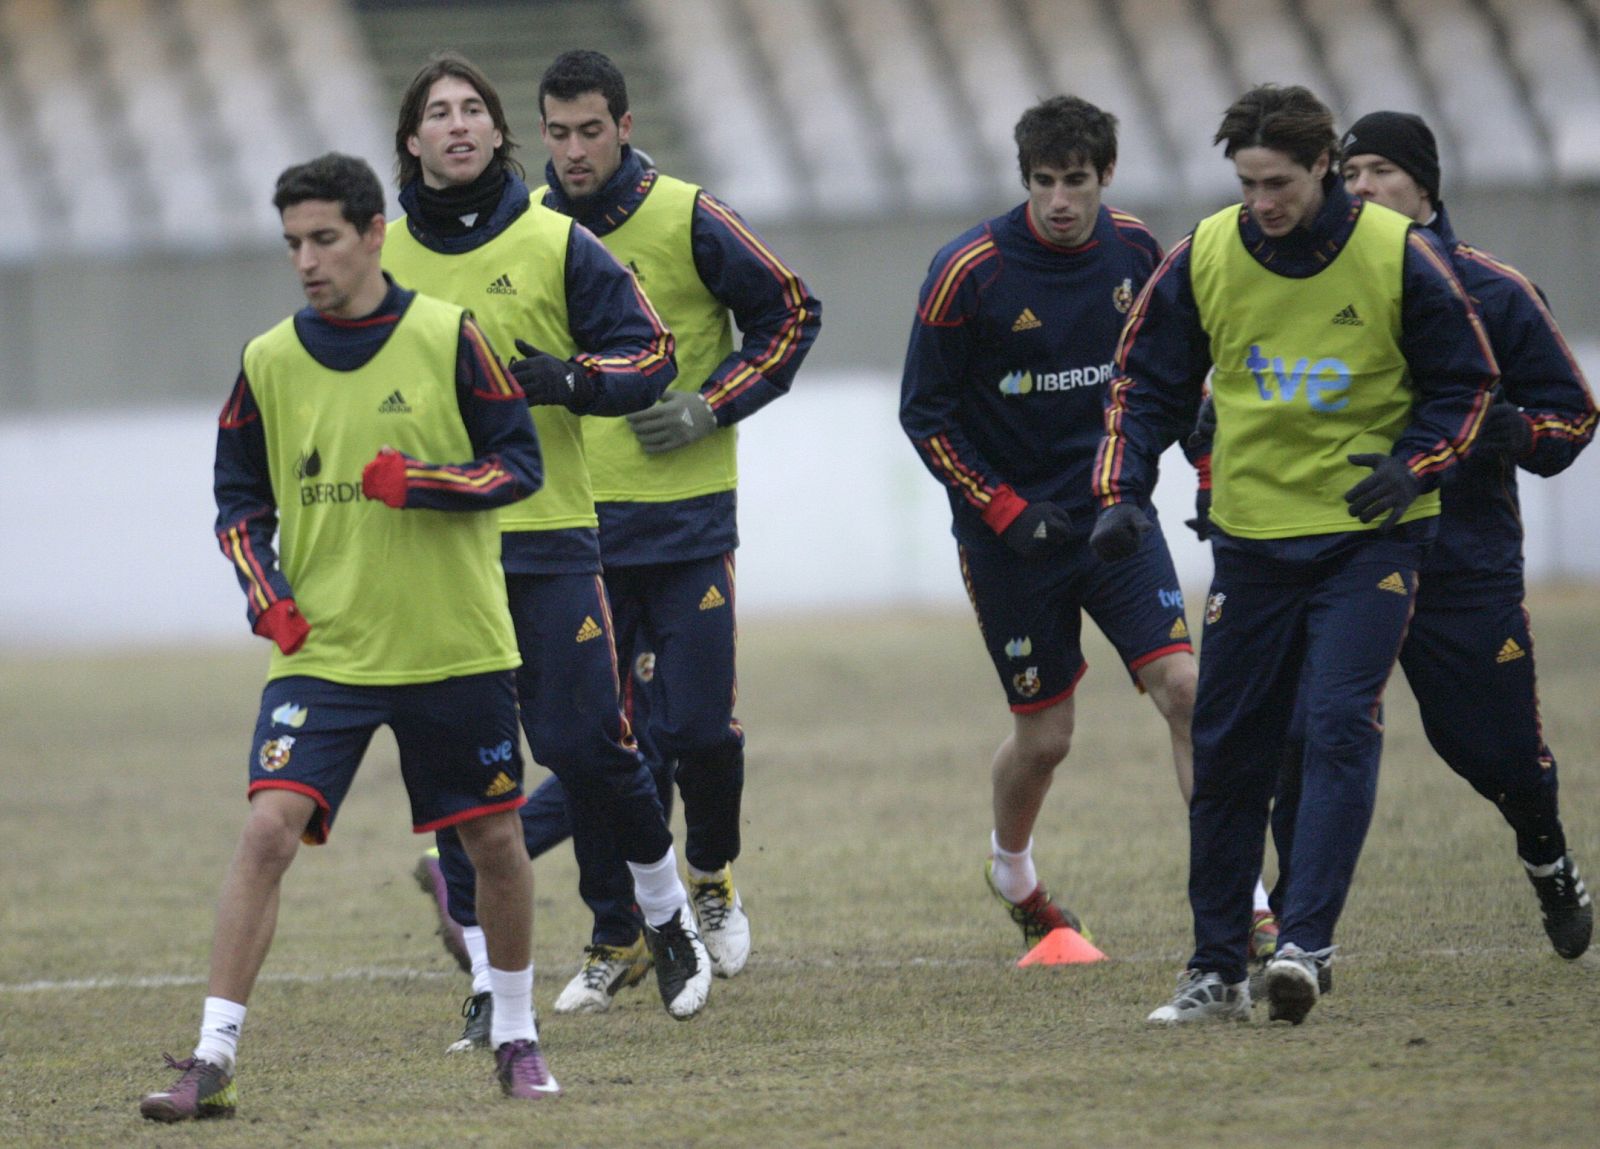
[1092,85,1496,1026]
[382,52,712,1038]
[1324,112,1592,955]
[899,95,1199,954]
[496,49,821,1011]
[138,153,557,1119]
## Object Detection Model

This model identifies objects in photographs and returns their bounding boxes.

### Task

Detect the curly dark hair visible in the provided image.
[1014,95,1118,183]
[272,152,385,231]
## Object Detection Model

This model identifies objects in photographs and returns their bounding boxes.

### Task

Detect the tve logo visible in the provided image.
[1244,345,1351,412]
[478,740,515,766]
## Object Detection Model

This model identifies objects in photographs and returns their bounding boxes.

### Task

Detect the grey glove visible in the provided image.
[626,390,717,454]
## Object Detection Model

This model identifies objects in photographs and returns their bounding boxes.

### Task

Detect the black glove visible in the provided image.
[1185,485,1212,542]
[1187,394,1217,456]
[510,339,594,412]
[1343,453,1421,530]
[998,501,1073,557]
[1474,402,1534,460]
[626,389,718,454]
[1089,502,1151,563]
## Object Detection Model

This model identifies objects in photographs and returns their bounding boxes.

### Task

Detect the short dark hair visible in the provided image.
[1213,84,1338,173]
[539,49,629,121]
[394,52,522,188]
[1014,95,1118,183]
[272,153,385,231]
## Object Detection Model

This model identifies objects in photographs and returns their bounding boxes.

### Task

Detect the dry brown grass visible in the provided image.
[2,588,1597,1147]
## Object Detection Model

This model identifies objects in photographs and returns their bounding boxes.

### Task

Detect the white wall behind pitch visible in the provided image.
[3,370,1597,652]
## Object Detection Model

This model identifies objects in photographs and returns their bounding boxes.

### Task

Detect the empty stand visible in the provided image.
[1017,0,1174,204]
[2,0,138,248]
[1393,0,1548,185]
[636,0,802,218]
[731,0,892,215]
[833,0,987,210]
[1118,0,1240,200]
[1490,0,1600,181]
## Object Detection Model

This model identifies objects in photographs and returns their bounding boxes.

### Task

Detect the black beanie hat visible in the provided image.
[1341,111,1441,203]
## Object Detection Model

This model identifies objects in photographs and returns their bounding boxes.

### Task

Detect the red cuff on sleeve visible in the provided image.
[254,598,310,656]
[1195,453,1212,491]
[980,484,1029,533]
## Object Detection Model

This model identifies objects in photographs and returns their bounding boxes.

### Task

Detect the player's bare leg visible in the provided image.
[456,809,558,1099]
[207,789,316,1004]
[985,699,1088,945]
[1137,650,1197,803]
[140,789,313,1121]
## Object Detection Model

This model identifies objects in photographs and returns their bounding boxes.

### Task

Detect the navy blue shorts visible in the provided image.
[959,509,1191,712]
[249,671,525,844]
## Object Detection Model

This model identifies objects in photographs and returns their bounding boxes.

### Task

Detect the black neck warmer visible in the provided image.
[413,161,506,236]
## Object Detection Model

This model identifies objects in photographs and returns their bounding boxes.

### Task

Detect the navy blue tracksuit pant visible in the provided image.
[1270,584,1567,909]
[434,572,670,931]
[512,554,745,947]
[1188,522,1434,984]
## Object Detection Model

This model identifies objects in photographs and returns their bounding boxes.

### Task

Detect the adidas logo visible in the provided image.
[575,616,603,643]
[699,586,727,611]
[1012,307,1042,332]
[1332,304,1364,326]
[1169,617,1189,640]
[487,274,517,295]
[377,390,411,414]
[484,771,517,798]
[1496,637,1526,663]
[1377,571,1408,595]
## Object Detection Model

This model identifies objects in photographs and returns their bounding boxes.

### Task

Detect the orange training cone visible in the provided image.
[1017,926,1107,966]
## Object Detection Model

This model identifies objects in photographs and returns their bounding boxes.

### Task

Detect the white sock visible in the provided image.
[686,862,727,883]
[1253,879,1271,914]
[487,965,536,1049]
[463,925,492,995]
[990,831,1038,904]
[629,846,690,928]
[194,996,247,1073]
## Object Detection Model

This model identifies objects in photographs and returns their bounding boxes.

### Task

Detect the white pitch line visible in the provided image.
[3,944,1578,995]
[0,966,455,994]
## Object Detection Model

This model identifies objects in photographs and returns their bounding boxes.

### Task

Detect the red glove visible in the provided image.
[254,598,311,655]
[362,447,408,508]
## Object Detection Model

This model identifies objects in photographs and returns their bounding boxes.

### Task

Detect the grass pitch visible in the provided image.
[2,588,1598,1147]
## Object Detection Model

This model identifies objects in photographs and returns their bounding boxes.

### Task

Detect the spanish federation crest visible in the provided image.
[1012,666,1042,699]
[1205,592,1226,626]
[1112,277,1134,314]
[258,735,296,772]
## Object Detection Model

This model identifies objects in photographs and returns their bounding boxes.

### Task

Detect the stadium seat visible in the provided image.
[1394,0,1549,185]
[836,0,986,210]
[1019,0,1174,204]
[1118,0,1239,200]
[732,0,890,216]
[1489,0,1600,182]
[636,0,802,219]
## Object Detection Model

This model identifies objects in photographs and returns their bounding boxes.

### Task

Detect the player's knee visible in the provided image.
[456,810,525,879]
[1014,728,1072,772]
[237,806,304,874]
